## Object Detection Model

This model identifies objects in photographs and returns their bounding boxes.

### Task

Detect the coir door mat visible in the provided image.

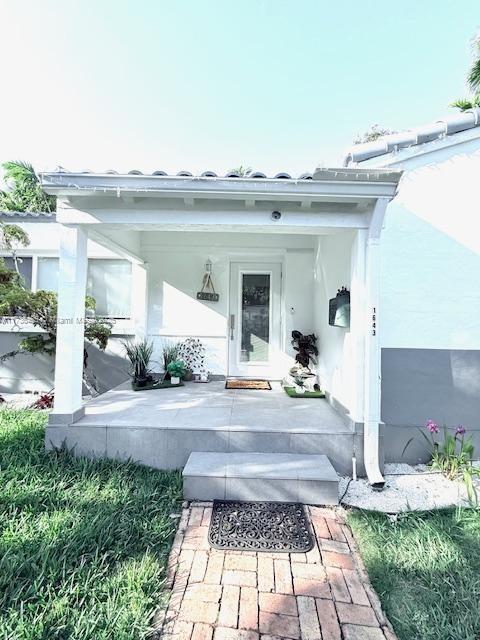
[208,500,313,553]
[225,379,271,390]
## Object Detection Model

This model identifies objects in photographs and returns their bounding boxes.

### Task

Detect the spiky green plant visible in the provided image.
[122,339,154,382]
[162,342,179,372]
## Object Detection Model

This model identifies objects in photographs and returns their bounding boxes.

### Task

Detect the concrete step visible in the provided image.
[182,451,339,505]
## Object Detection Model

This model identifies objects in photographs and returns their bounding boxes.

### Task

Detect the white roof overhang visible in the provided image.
[40,168,401,203]
[39,168,402,233]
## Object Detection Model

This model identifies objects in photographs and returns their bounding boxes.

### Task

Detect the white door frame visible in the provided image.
[228,261,282,378]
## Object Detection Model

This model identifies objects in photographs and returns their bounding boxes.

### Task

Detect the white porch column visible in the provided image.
[363,197,389,488]
[349,229,367,424]
[131,262,148,340]
[51,225,88,422]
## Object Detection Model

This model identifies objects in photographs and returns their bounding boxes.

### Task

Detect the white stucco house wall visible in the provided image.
[344,107,480,461]
[1,108,479,488]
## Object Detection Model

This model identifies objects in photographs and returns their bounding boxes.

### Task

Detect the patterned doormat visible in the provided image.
[225,379,271,390]
[208,500,313,552]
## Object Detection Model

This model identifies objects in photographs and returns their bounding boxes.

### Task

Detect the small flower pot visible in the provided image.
[170,376,180,385]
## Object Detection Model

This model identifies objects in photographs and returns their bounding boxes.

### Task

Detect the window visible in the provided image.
[3,257,32,288]
[86,260,132,318]
[36,257,132,318]
[37,257,59,292]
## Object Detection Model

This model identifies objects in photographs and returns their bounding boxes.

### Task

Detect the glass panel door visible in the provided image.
[240,273,270,363]
[228,262,282,378]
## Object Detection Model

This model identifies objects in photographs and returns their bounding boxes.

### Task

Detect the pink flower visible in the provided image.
[426,419,439,434]
[455,425,466,436]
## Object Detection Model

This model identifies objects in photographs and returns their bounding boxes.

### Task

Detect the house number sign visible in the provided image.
[371,307,376,336]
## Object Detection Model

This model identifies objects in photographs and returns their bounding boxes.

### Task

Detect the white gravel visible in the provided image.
[0,392,38,409]
[339,463,480,513]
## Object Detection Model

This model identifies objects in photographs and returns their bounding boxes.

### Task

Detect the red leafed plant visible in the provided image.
[31,391,54,409]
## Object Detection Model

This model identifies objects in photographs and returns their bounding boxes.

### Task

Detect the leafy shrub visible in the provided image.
[166,359,186,378]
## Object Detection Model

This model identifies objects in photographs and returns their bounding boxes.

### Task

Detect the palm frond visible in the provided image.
[468,57,480,93]
[0,160,56,213]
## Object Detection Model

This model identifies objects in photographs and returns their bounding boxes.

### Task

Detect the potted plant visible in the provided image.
[122,339,154,387]
[162,342,179,379]
[167,359,186,385]
[293,376,306,394]
[178,338,206,381]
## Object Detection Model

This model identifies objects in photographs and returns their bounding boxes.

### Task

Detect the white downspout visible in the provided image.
[363,197,389,488]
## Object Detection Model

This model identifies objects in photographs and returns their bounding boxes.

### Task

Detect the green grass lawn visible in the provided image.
[348,508,480,640]
[0,408,182,640]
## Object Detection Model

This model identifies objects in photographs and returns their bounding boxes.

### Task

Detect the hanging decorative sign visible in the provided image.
[197,259,219,302]
[329,286,350,328]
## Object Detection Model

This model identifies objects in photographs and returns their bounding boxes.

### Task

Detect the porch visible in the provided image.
[40,166,402,488]
[46,380,361,476]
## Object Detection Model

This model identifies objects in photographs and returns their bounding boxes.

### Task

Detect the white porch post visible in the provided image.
[349,229,367,424]
[131,262,148,340]
[363,197,389,487]
[51,225,88,422]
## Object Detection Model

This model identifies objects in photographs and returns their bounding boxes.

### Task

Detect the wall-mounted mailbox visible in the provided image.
[329,287,350,328]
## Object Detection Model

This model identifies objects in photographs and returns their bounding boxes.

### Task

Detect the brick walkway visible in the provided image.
[157,502,396,640]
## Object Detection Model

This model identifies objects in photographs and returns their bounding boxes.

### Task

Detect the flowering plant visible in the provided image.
[404,420,479,503]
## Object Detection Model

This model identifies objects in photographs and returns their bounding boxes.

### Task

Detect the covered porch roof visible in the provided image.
[42,164,402,490]
[40,166,402,236]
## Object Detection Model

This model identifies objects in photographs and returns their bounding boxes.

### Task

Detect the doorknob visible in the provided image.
[230,314,235,340]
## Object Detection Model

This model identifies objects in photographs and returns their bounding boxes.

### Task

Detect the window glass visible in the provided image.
[3,257,33,289]
[87,259,132,318]
[37,257,132,318]
[37,257,59,292]
[240,273,270,362]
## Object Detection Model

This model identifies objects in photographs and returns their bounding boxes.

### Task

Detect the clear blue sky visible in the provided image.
[0,1,478,175]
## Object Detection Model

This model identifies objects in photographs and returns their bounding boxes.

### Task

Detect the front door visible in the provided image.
[228,262,282,378]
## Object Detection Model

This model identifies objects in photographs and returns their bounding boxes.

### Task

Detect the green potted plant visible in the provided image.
[122,339,154,387]
[167,359,186,385]
[162,342,179,380]
[293,376,306,394]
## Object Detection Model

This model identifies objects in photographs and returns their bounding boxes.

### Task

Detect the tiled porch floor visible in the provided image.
[157,502,396,640]
[47,380,359,475]
[77,380,349,433]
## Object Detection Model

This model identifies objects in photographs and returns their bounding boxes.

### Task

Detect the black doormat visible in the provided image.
[208,500,313,553]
